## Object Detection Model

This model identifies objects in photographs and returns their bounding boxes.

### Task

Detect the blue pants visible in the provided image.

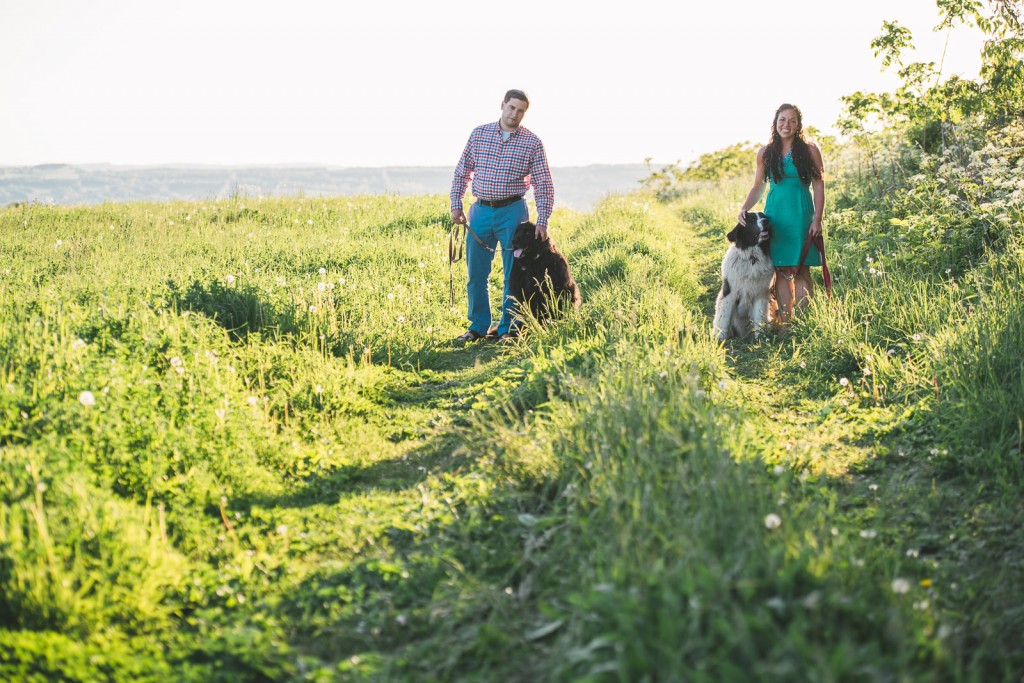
[466,199,529,336]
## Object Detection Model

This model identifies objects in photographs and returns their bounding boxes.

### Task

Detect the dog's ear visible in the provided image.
[727,225,741,243]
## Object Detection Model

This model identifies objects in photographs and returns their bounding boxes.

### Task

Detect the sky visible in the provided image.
[0,0,988,169]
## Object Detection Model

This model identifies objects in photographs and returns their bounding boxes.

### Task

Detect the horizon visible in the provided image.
[2,1,986,169]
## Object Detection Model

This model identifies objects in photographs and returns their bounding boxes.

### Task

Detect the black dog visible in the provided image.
[507,221,582,323]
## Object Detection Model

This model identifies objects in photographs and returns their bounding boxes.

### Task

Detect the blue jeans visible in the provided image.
[466,199,529,336]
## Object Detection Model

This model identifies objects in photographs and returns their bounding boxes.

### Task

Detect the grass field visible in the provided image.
[1,154,1023,681]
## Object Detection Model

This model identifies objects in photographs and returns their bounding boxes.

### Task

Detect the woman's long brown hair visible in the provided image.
[763,103,822,185]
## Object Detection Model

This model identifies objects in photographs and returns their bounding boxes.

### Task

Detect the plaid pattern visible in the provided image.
[451,121,554,228]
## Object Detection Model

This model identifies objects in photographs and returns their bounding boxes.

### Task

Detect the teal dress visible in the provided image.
[764,151,819,267]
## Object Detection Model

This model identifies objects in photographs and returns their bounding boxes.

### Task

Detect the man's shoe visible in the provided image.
[455,330,485,343]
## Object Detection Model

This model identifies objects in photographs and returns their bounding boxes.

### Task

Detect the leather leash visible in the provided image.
[798,231,833,298]
[448,219,496,307]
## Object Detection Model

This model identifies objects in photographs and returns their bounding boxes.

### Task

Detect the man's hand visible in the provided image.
[535,223,548,241]
[452,208,466,225]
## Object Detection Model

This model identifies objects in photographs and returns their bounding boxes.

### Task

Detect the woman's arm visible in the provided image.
[737,146,767,225]
[808,143,825,236]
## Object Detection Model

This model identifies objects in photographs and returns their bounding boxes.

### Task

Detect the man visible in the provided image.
[450,88,555,343]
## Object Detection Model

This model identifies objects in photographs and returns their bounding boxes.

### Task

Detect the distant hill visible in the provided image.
[0,164,649,212]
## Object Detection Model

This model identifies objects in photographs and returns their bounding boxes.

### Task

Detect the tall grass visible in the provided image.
[1,161,1022,682]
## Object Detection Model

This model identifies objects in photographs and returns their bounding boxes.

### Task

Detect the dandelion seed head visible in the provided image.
[839,377,850,387]
[225,274,235,285]
[319,267,327,276]
[78,391,96,407]
[891,578,911,594]
[859,529,878,539]
[764,513,782,530]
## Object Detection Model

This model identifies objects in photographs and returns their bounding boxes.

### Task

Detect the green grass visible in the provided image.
[0,170,1022,682]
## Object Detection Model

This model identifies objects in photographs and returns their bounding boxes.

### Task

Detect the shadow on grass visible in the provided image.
[167,278,291,342]
[238,344,533,511]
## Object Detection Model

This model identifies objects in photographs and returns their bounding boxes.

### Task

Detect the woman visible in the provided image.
[738,103,825,322]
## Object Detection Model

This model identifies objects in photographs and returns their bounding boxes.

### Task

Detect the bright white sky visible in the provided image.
[0,0,986,168]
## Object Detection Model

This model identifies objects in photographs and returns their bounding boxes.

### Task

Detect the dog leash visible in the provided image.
[448,219,496,307]
[797,231,833,298]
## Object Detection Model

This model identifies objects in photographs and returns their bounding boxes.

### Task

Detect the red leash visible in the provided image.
[798,231,832,298]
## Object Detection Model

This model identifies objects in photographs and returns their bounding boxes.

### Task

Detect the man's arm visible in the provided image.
[530,141,554,238]
[450,136,474,224]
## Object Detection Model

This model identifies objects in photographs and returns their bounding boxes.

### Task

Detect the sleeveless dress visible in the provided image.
[764,151,819,267]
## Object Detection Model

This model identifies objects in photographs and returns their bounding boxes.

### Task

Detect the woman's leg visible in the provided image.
[794,265,814,310]
[775,266,797,323]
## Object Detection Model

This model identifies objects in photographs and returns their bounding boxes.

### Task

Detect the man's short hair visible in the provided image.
[503,89,529,106]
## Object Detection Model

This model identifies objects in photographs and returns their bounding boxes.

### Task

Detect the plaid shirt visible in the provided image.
[450,121,555,228]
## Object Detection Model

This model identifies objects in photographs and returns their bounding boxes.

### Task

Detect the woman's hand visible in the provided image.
[809,218,822,237]
[737,210,748,226]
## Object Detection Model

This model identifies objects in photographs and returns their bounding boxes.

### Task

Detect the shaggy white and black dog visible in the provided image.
[713,211,775,341]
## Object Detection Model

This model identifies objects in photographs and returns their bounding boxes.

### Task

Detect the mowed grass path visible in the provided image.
[2,190,1022,681]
